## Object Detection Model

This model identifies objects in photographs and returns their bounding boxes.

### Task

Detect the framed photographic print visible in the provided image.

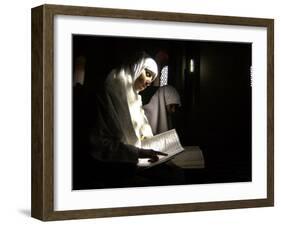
[31,4,274,221]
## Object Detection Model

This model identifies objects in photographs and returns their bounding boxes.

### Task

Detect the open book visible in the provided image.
[137,129,184,168]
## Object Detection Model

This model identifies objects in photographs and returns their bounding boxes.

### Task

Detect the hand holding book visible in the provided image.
[138,149,168,163]
[137,129,185,168]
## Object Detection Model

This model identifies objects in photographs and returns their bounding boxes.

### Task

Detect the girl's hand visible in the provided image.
[138,149,168,163]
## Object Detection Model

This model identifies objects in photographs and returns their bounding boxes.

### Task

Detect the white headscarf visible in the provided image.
[105,52,158,147]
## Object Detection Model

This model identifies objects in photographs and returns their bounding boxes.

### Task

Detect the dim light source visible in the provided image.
[190,59,195,73]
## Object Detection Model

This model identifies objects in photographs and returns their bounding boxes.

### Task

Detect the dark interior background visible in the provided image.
[73,34,252,185]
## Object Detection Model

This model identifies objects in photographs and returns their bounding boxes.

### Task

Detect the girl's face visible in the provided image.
[133,69,154,92]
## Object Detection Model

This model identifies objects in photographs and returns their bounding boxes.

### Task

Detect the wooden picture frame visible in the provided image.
[31,4,274,221]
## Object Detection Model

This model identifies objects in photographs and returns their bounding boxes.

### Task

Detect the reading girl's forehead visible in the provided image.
[145,68,152,73]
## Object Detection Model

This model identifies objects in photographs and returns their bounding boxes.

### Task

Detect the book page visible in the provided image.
[137,129,184,168]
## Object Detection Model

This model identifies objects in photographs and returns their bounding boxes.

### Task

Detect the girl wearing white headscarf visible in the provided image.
[77,52,182,189]
[105,52,158,147]
[89,52,166,166]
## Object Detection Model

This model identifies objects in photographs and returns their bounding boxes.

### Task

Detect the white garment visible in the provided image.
[105,53,158,147]
[143,85,181,135]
